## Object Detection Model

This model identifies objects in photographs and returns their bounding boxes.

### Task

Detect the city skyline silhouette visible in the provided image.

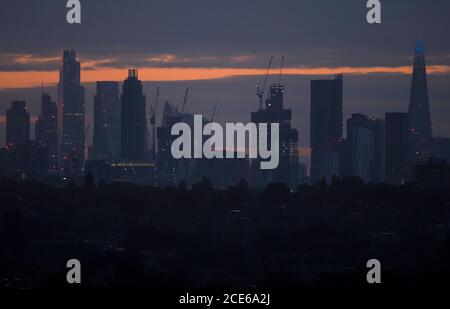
[1,0,450,290]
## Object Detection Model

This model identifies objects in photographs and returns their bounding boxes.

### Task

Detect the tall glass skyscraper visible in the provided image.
[36,93,58,171]
[58,50,85,175]
[310,75,344,183]
[93,81,121,160]
[408,38,433,163]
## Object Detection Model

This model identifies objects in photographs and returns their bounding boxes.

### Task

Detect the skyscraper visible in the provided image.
[93,81,121,160]
[432,137,450,163]
[347,113,385,184]
[367,117,385,183]
[6,100,30,147]
[35,93,58,171]
[6,100,47,176]
[251,83,299,188]
[315,139,347,183]
[156,100,193,187]
[408,38,433,162]
[58,50,85,174]
[121,69,147,161]
[385,113,409,185]
[310,75,344,182]
[347,114,373,183]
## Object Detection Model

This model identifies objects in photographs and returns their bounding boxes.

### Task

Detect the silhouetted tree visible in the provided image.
[178,180,187,192]
[82,172,96,197]
[264,183,290,207]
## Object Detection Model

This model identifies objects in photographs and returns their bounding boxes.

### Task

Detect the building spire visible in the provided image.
[415,36,424,56]
[408,37,432,162]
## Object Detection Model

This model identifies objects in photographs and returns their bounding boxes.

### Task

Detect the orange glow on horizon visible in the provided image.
[1,65,450,89]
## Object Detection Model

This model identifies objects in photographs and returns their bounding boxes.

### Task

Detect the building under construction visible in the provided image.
[250,57,299,189]
[156,99,194,187]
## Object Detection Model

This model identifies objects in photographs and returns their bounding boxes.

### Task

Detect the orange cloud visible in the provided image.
[146,54,178,63]
[80,57,119,69]
[0,65,449,89]
[13,54,59,65]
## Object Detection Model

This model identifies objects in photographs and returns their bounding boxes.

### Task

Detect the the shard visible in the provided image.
[408,38,433,162]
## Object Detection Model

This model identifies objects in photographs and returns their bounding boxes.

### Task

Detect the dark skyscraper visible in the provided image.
[93,81,121,160]
[251,83,299,188]
[367,117,385,183]
[157,100,192,187]
[310,75,344,182]
[6,101,47,176]
[347,114,373,183]
[385,112,409,185]
[121,69,147,161]
[35,93,58,171]
[432,137,450,164]
[408,38,433,162]
[58,50,85,174]
[347,113,384,184]
[6,100,30,147]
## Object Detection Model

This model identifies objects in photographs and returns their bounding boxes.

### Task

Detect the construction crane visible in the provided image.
[210,102,219,122]
[278,56,285,85]
[256,56,273,110]
[150,87,160,160]
[180,87,190,114]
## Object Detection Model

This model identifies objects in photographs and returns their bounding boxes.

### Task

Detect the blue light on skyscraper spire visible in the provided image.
[415,37,424,56]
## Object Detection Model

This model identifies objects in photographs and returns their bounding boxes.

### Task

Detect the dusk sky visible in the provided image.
[1,0,450,161]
